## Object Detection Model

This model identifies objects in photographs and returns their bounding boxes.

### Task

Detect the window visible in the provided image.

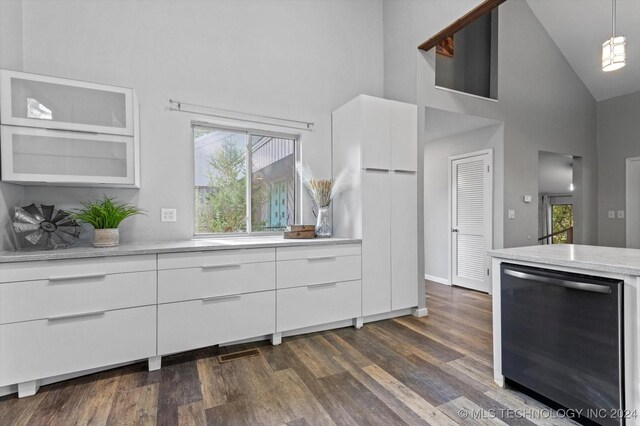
[194,125,297,234]
[551,204,573,244]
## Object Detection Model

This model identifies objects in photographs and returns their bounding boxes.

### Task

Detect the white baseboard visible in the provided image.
[424,274,450,285]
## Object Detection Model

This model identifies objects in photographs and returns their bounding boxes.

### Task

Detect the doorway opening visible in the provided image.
[538,151,581,245]
[422,107,503,294]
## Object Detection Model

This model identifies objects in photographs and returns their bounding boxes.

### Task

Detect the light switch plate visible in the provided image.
[618,210,625,219]
[508,209,516,219]
[161,208,177,222]
[523,195,532,203]
[608,211,616,219]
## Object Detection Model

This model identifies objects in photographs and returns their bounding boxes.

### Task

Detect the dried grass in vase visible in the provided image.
[296,162,352,208]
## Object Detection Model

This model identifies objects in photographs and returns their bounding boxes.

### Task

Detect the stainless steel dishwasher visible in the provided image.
[501,263,624,426]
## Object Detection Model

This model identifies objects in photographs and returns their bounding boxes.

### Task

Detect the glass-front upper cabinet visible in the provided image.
[0,69,134,136]
[1,125,137,187]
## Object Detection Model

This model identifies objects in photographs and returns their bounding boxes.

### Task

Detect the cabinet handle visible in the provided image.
[307,282,338,289]
[363,167,389,173]
[201,264,241,271]
[48,310,106,322]
[202,294,241,303]
[306,256,337,262]
[49,273,107,283]
[393,169,416,174]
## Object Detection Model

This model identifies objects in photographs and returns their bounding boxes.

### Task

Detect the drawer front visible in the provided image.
[158,262,275,303]
[0,306,156,386]
[277,255,361,289]
[0,255,156,284]
[158,291,275,355]
[276,243,361,261]
[277,280,361,332]
[0,271,156,325]
[158,248,274,270]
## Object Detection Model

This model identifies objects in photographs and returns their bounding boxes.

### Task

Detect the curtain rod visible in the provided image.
[168,99,314,131]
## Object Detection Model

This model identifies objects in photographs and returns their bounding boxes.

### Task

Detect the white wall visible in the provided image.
[0,0,24,250]
[424,123,503,281]
[597,91,640,247]
[4,0,383,245]
[385,0,598,250]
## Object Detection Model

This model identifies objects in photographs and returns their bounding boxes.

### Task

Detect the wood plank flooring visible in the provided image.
[0,282,577,425]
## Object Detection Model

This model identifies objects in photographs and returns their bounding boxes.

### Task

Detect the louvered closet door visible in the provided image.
[451,152,492,293]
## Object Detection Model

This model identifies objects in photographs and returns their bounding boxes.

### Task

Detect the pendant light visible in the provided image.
[602,0,626,72]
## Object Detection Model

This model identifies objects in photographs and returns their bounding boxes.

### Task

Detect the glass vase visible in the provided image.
[315,206,332,238]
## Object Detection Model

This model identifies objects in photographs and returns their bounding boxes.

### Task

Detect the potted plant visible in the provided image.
[72,195,143,247]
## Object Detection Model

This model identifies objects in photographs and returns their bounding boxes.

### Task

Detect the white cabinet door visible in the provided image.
[277,280,361,332]
[391,172,419,310]
[390,102,417,173]
[0,306,156,387]
[0,69,134,136]
[0,125,136,187]
[361,96,390,170]
[362,170,391,316]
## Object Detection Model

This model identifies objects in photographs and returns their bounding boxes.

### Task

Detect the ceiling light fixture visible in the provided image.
[602,0,626,72]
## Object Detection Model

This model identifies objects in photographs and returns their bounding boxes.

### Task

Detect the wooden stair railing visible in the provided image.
[538,227,573,244]
[418,0,507,52]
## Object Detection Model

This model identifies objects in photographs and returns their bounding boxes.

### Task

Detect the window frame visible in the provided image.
[192,122,301,237]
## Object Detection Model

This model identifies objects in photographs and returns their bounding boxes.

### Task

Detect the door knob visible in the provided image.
[452,228,459,233]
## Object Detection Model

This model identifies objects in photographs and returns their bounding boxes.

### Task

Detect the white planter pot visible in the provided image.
[93,228,119,248]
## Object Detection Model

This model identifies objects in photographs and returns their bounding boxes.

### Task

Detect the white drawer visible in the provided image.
[0,255,156,283]
[277,254,361,289]
[276,243,361,261]
[158,248,274,270]
[0,271,156,324]
[158,262,275,303]
[158,291,275,355]
[0,305,156,387]
[277,280,361,332]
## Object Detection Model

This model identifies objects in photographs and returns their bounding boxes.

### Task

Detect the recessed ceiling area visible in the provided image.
[539,151,574,195]
[527,0,640,102]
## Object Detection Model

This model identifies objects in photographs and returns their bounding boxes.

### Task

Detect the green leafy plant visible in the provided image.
[72,195,143,229]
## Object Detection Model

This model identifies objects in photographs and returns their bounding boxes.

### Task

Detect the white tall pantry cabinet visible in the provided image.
[332,95,419,316]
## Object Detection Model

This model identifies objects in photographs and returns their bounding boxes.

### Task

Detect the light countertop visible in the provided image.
[0,236,361,263]
[488,244,640,276]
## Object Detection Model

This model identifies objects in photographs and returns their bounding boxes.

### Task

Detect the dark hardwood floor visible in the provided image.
[0,282,577,425]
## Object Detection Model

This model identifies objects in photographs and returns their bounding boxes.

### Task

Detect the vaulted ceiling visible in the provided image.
[527,0,640,102]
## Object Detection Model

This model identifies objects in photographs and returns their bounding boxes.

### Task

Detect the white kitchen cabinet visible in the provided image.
[0,69,134,136]
[0,69,140,188]
[0,240,363,398]
[0,125,137,187]
[390,101,418,172]
[391,171,419,310]
[158,291,276,355]
[0,306,156,390]
[362,170,391,316]
[277,280,361,332]
[333,95,419,318]
[362,96,391,170]
[276,244,361,289]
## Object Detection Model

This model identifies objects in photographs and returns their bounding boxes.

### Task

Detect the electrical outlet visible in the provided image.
[618,210,625,219]
[508,209,516,219]
[161,208,177,222]
[608,210,616,219]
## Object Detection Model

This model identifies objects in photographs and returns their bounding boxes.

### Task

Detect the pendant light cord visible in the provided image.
[612,0,616,38]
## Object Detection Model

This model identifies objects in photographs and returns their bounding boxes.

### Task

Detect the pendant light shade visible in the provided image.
[602,0,626,72]
[603,36,626,72]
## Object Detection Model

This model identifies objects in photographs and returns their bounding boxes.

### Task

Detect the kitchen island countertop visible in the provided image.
[488,244,640,276]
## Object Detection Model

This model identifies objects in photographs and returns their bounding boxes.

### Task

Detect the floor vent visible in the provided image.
[218,348,261,363]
